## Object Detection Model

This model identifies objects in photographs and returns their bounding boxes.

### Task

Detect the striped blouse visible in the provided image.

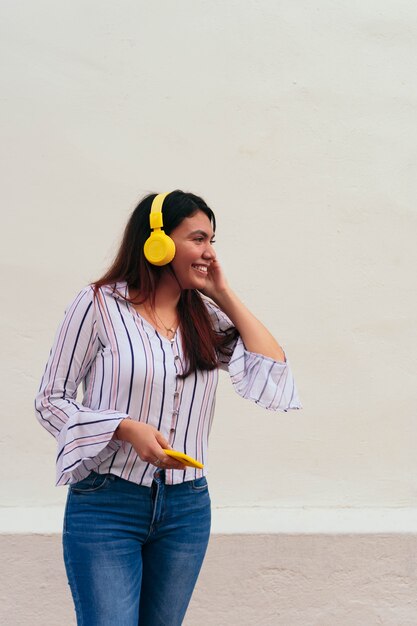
[35,281,302,487]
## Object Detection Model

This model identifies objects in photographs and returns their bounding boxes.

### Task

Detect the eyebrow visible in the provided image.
[188,229,215,239]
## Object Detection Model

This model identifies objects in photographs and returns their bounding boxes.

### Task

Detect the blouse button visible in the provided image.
[174,356,180,361]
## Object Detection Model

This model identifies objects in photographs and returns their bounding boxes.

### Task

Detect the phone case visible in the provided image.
[163,449,204,469]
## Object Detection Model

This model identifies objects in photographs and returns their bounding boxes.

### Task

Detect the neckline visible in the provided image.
[126,289,179,345]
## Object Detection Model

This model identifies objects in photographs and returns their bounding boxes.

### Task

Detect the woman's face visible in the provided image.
[168,210,216,290]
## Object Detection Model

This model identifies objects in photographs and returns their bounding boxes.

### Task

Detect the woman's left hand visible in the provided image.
[200,258,229,302]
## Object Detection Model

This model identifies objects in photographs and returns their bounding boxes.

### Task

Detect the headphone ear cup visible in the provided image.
[144,231,176,266]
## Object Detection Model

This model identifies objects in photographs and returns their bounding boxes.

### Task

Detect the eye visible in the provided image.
[194,237,204,243]
[210,239,216,245]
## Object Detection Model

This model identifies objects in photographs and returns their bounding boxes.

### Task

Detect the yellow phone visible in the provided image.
[163,449,204,469]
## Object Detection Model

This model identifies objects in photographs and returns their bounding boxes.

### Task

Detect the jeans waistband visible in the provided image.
[152,468,166,484]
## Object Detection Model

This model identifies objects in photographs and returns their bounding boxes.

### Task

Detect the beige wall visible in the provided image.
[1,0,416,557]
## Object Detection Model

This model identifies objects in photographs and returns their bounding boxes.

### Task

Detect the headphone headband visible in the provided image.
[149,192,171,230]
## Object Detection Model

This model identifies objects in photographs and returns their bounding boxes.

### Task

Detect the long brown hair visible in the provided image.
[93,190,237,375]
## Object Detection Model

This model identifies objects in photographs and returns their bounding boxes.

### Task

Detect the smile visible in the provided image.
[192,264,208,275]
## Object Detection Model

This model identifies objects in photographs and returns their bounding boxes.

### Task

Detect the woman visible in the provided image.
[35,189,301,626]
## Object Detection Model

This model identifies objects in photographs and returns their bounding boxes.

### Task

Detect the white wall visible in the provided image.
[1,1,417,522]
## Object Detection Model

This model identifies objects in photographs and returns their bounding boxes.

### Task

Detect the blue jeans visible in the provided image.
[63,470,211,626]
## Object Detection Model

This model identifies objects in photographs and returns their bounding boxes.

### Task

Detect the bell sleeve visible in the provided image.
[204,298,302,412]
[34,286,129,485]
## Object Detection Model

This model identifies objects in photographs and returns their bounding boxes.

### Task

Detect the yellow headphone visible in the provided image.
[143,192,176,266]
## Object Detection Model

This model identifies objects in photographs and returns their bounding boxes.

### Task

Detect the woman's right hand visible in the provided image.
[114,419,185,470]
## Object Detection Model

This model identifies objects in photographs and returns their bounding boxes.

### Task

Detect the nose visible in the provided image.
[202,242,216,260]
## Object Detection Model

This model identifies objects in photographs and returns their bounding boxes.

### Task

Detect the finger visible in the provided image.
[152,452,185,470]
[164,458,185,470]
[155,431,171,449]
[163,453,187,470]
[160,451,184,469]
[150,450,175,465]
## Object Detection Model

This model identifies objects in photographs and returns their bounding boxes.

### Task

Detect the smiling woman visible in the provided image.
[34,189,302,626]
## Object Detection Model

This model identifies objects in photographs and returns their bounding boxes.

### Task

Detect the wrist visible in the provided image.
[210,286,235,309]
[114,417,135,442]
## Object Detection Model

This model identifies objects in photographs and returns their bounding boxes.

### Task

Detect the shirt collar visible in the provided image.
[102,281,129,301]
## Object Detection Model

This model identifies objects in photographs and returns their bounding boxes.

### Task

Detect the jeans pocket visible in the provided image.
[70,471,110,494]
[190,476,208,492]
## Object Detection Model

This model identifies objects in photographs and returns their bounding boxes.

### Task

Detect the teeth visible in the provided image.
[192,265,208,273]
